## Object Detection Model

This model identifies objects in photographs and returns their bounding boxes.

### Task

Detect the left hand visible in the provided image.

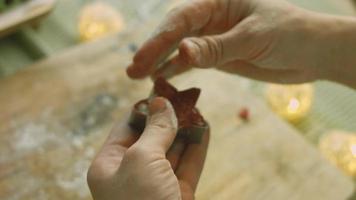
[87,97,210,200]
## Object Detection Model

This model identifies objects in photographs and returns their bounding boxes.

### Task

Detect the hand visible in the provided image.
[126,0,356,86]
[87,97,210,200]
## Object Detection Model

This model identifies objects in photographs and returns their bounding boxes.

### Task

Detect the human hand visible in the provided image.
[126,0,356,85]
[87,97,210,200]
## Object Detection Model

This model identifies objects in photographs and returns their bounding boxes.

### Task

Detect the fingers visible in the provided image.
[153,33,236,79]
[176,128,210,192]
[166,140,186,170]
[152,54,192,79]
[93,122,138,164]
[134,97,178,154]
[152,30,238,79]
[176,14,271,68]
[88,121,139,184]
[220,60,317,84]
[153,17,267,78]
[92,119,139,170]
[154,54,317,84]
[127,0,215,79]
[105,118,140,147]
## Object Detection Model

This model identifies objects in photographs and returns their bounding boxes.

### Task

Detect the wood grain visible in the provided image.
[171,71,354,200]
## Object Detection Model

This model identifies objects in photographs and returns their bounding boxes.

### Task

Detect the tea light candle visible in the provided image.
[78,2,125,42]
[319,131,356,178]
[265,83,314,122]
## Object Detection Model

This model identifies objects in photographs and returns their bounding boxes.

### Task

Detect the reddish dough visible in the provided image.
[129,77,208,143]
[154,77,178,99]
[153,78,203,128]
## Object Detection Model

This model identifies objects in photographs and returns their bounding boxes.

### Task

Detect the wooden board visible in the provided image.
[0,0,354,199]
[171,72,355,200]
[0,0,55,38]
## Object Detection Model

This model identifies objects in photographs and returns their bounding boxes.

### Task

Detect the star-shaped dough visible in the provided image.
[129,78,207,143]
[153,78,204,127]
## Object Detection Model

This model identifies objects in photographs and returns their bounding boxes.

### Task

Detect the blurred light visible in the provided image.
[287,98,300,113]
[265,84,314,123]
[351,144,356,157]
[78,2,125,42]
[319,131,356,178]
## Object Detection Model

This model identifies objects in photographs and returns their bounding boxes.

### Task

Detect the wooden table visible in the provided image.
[0,0,354,199]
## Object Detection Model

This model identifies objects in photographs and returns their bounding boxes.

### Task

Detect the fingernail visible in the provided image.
[149,97,168,115]
[148,97,178,130]
[126,63,147,79]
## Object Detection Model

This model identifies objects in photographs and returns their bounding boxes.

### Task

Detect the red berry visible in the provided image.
[239,108,249,121]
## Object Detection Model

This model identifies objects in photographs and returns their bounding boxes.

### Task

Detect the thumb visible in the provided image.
[135,97,178,154]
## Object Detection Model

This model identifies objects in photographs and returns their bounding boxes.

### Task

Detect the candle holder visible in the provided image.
[265,83,314,122]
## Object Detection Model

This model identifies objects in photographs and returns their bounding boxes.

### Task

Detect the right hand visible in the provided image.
[88,97,210,200]
[127,0,356,85]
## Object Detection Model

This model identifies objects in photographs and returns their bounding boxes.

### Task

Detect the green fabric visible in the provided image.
[0,0,28,12]
[0,0,160,76]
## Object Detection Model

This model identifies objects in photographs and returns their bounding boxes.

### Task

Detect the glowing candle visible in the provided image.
[265,84,314,122]
[78,2,125,42]
[319,131,356,177]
